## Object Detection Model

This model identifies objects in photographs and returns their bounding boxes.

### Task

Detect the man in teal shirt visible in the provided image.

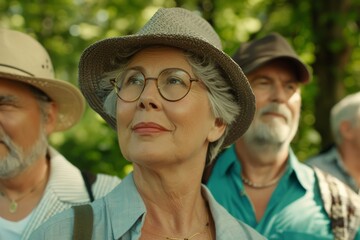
[205,33,360,239]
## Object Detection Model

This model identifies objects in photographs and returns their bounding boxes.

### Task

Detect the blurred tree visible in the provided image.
[1,0,359,177]
[307,0,359,149]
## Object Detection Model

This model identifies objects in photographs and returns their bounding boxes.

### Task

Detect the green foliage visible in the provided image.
[1,0,359,176]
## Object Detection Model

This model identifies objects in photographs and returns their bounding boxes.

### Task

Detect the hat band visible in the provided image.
[0,64,34,77]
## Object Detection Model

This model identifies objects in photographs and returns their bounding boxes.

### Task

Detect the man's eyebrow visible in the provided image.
[251,75,272,80]
[284,78,299,84]
[0,95,18,103]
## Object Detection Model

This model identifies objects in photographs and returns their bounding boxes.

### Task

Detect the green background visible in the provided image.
[1,0,359,178]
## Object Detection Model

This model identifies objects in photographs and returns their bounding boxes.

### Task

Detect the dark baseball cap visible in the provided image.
[232,32,310,83]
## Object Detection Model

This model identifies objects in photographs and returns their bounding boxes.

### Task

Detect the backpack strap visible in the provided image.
[81,170,97,202]
[314,167,360,240]
[72,204,93,240]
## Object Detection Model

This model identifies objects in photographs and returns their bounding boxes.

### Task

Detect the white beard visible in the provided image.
[0,128,48,179]
[243,103,299,153]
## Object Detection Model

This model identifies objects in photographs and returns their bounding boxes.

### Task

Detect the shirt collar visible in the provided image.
[215,145,312,191]
[105,173,146,239]
[332,147,349,172]
[203,185,258,238]
[215,145,240,177]
[284,148,312,191]
[46,147,90,202]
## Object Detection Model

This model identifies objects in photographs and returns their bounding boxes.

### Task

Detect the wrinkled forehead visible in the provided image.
[126,46,192,72]
[249,61,298,82]
[0,77,50,101]
[250,58,304,83]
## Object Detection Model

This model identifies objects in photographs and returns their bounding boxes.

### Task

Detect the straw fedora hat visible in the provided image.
[79,7,255,148]
[232,32,311,83]
[0,28,85,131]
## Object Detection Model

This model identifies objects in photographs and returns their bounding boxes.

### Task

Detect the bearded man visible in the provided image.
[204,33,360,240]
[0,28,120,240]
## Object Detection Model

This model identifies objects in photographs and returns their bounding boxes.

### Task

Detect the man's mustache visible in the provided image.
[0,128,20,159]
[258,103,292,123]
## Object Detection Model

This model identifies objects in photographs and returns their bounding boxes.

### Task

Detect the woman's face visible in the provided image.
[116,47,225,169]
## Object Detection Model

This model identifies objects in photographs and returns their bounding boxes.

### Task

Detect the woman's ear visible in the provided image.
[207,118,226,142]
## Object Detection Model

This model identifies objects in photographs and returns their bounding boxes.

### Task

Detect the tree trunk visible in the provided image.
[310,0,352,148]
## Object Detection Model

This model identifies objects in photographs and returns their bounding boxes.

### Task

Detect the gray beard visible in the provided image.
[0,128,48,179]
[243,118,295,153]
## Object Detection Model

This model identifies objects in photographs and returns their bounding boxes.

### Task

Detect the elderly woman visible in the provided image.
[30,7,265,240]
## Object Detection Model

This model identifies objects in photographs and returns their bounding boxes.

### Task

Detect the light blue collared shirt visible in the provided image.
[30,172,266,240]
[207,145,341,240]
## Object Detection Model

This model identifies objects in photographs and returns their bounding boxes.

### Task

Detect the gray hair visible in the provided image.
[28,85,53,124]
[102,47,240,164]
[331,91,360,145]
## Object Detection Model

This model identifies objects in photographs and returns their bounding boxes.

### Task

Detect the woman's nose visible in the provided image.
[137,80,160,110]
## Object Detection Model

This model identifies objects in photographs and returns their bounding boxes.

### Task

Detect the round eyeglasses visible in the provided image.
[110,68,199,102]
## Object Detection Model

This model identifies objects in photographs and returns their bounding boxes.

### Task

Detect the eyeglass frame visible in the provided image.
[110,67,200,102]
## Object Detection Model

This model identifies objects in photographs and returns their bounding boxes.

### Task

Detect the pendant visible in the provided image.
[9,200,18,213]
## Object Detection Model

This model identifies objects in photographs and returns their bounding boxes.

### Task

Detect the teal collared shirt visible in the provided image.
[207,145,335,240]
[30,172,265,240]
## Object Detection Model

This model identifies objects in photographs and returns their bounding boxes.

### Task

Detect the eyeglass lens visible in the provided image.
[113,68,196,102]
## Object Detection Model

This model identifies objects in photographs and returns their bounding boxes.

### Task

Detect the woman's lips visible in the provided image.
[132,122,170,134]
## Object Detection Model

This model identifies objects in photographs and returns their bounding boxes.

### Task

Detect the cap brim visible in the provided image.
[243,55,310,83]
[0,71,85,131]
[79,34,255,148]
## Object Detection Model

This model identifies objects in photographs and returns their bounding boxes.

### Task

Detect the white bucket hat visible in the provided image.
[0,28,85,131]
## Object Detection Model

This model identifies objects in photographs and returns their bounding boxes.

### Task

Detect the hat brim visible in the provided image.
[79,34,255,148]
[242,55,310,83]
[0,71,85,131]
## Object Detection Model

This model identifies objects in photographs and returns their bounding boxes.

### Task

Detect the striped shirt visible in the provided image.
[0,147,121,240]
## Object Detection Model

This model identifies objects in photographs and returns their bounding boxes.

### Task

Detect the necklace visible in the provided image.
[165,222,209,240]
[241,174,281,189]
[142,214,211,240]
[0,177,47,213]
